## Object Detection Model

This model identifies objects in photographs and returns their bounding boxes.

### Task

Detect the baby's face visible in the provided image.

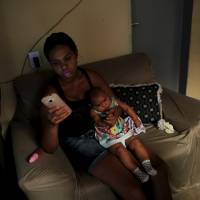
[92,94,111,112]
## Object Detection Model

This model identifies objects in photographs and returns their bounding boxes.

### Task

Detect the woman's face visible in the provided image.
[48,44,78,80]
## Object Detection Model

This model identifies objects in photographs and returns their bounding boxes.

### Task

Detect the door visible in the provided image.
[131,0,193,93]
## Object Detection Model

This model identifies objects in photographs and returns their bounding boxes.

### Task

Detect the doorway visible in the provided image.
[131,0,193,94]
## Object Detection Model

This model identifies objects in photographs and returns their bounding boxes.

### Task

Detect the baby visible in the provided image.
[89,87,157,183]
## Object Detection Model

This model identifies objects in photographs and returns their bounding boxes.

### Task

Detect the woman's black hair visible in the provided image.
[43,32,78,60]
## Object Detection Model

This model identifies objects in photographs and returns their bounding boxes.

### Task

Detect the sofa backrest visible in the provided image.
[13,70,54,125]
[13,53,155,125]
[82,53,155,84]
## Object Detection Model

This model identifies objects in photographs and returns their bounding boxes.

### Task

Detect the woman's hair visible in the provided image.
[43,32,78,60]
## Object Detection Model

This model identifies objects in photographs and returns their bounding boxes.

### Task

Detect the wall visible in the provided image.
[0,0,131,82]
[0,0,132,136]
[187,0,200,100]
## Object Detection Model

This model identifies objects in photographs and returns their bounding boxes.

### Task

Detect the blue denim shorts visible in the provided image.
[60,130,107,171]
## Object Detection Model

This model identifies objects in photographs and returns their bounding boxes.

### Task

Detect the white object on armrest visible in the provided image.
[158,119,174,134]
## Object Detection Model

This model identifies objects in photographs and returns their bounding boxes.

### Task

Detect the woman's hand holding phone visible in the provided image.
[41,93,72,125]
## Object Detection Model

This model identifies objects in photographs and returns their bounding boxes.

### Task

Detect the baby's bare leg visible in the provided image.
[126,136,150,160]
[109,143,139,170]
[109,143,149,183]
[126,137,157,176]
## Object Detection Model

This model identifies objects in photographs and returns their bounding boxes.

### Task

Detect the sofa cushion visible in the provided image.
[110,83,163,125]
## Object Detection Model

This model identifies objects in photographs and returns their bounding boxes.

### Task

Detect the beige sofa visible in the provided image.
[10,53,200,200]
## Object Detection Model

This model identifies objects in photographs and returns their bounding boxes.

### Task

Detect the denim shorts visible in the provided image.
[60,130,107,171]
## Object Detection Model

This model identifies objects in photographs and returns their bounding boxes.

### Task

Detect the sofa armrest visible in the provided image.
[11,121,78,200]
[162,88,200,132]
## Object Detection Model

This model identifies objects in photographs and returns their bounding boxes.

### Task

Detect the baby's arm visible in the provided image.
[105,105,122,126]
[116,99,141,128]
[107,107,117,117]
[90,110,110,127]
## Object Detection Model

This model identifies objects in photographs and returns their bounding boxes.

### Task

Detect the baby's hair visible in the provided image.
[43,32,78,60]
[86,87,106,105]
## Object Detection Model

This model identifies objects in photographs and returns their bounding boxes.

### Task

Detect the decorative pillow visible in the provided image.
[110,83,163,125]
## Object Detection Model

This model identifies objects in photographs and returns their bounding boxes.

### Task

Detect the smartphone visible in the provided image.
[41,93,72,116]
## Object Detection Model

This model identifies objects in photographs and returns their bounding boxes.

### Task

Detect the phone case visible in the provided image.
[41,93,72,115]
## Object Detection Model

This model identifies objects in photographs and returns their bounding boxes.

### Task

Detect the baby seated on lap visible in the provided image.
[88,87,157,183]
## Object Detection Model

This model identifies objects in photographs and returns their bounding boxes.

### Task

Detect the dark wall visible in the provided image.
[131,0,192,93]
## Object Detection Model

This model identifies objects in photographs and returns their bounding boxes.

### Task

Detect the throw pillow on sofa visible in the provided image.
[110,83,163,126]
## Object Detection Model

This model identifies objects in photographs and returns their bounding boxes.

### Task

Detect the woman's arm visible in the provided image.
[40,107,59,153]
[40,87,70,153]
[116,99,141,128]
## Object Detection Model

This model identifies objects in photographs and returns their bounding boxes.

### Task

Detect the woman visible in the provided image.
[41,32,172,200]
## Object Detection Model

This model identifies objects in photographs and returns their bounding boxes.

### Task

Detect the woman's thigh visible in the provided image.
[89,151,147,200]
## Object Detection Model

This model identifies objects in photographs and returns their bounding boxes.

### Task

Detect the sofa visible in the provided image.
[10,53,200,200]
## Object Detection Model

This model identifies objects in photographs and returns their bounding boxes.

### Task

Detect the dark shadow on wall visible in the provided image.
[131,0,193,94]
[179,0,193,94]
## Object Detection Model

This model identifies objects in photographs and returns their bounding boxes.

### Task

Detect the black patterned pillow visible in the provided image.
[110,83,163,125]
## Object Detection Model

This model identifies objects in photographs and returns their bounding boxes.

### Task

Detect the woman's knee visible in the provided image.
[122,186,147,200]
[89,153,147,200]
[152,154,168,172]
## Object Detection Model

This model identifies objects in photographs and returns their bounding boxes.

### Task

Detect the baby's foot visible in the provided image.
[142,160,157,176]
[133,167,149,183]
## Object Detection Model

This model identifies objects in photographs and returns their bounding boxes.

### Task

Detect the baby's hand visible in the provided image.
[135,123,146,135]
[104,107,121,127]
[105,114,117,127]
[107,108,115,116]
